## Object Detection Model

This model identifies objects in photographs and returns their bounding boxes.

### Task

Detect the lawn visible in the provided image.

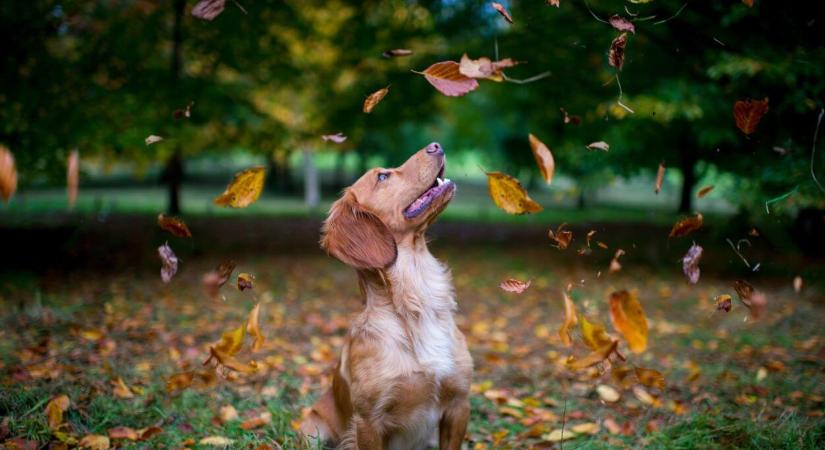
[1,216,824,449]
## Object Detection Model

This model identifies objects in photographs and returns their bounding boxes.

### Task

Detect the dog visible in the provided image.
[300,142,473,450]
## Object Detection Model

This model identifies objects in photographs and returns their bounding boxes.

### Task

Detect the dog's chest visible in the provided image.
[409,309,456,379]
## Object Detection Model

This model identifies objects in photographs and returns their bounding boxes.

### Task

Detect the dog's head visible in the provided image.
[321,142,455,269]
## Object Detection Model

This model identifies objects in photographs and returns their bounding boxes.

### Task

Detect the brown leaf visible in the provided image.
[108,427,138,441]
[67,150,78,210]
[715,294,732,312]
[681,244,703,284]
[459,54,518,82]
[45,395,70,431]
[136,427,161,441]
[609,290,648,353]
[669,213,703,238]
[697,185,715,198]
[165,371,194,393]
[609,15,635,33]
[486,171,543,214]
[382,49,413,58]
[558,292,578,347]
[247,303,264,352]
[566,340,618,370]
[528,134,555,184]
[157,214,192,238]
[609,248,625,273]
[237,273,254,291]
[240,411,272,430]
[793,276,803,293]
[0,146,18,205]
[157,243,178,283]
[363,86,390,113]
[173,101,193,119]
[635,367,665,389]
[111,377,135,399]
[491,2,513,23]
[654,163,665,194]
[548,223,573,249]
[213,167,266,208]
[560,107,581,125]
[733,98,769,135]
[203,260,236,298]
[742,0,754,7]
[586,141,610,151]
[733,280,767,319]
[419,61,479,97]
[547,0,560,7]
[608,33,628,70]
[191,0,225,21]
[321,132,347,143]
[500,278,531,294]
[78,435,109,450]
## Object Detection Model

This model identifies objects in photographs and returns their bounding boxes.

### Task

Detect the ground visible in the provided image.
[1,215,824,449]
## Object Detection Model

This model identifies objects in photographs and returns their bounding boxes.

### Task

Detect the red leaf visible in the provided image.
[192,0,225,21]
[419,61,479,97]
[733,98,769,135]
[491,2,513,23]
[608,33,628,70]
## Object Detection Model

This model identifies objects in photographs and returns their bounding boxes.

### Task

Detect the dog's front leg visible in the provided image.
[439,398,470,450]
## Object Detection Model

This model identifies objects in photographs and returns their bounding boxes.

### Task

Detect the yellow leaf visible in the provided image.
[213,167,266,208]
[571,422,600,435]
[635,367,666,389]
[237,272,255,291]
[165,371,194,393]
[486,171,543,214]
[214,324,246,357]
[609,290,648,353]
[566,340,618,370]
[247,303,264,352]
[579,315,614,351]
[528,134,555,184]
[111,377,135,399]
[78,434,110,450]
[199,436,234,446]
[45,394,70,430]
[363,86,389,113]
[558,292,578,347]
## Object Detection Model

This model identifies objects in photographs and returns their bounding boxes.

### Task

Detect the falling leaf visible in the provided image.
[548,223,573,249]
[635,367,665,389]
[567,340,618,370]
[491,2,513,23]
[681,244,703,284]
[597,384,620,402]
[559,292,578,347]
[203,260,236,299]
[586,141,610,151]
[321,132,347,143]
[486,171,543,214]
[240,411,272,430]
[580,315,615,351]
[586,230,597,248]
[78,435,109,450]
[173,101,194,119]
[382,49,413,58]
[204,347,259,373]
[200,436,234,446]
[157,214,192,238]
[67,150,78,209]
[528,134,555,184]
[247,303,264,352]
[608,33,628,70]
[611,365,635,388]
[669,213,703,238]
[654,163,665,194]
[213,166,266,208]
[419,61,479,97]
[609,290,648,353]
[560,107,581,125]
[219,405,239,423]
[742,0,754,7]
[157,243,178,283]
[45,395,70,430]
[733,280,767,319]
[697,185,715,198]
[0,146,18,204]
[144,135,163,146]
[214,324,245,357]
[715,294,732,312]
[363,86,389,113]
[111,377,135,399]
[237,273,254,291]
[609,15,636,33]
[793,276,803,293]
[547,0,560,7]
[500,278,531,294]
[733,98,769,135]
[459,54,518,82]
[633,386,660,406]
[609,249,625,273]
[191,0,225,21]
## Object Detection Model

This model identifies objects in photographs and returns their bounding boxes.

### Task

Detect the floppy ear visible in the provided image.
[321,192,397,270]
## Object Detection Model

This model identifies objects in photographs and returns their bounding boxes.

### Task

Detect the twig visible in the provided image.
[560,397,568,449]
[494,36,499,61]
[503,71,552,84]
[764,185,799,214]
[616,75,635,114]
[230,0,248,15]
[583,0,609,24]
[726,238,750,269]
[624,5,639,17]
[654,2,688,25]
[810,108,825,194]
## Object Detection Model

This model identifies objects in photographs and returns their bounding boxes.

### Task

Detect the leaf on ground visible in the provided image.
[500,278,531,294]
[78,435,109,450]
[213,167,266,208]
[240,411,272,430]
[237,273,254,291]
[654,163,665,194]
[108,427,139,441]
[45,394,70,430]
[0,146,18,204]
[548,223,573,249]
[733,280,767,319]
[559,292,578,347]
[203,260,236,298]
[597,384,621,402]
[157,243,179,283]
[157,214,192,238]
[486,171,543,214]
[586,141,610,151]
[633,385,661,406]
[566,340,618,370]
[715,294,732,312]
[111,377,135,399]
[247,303,264,352]
[669,213,703,238]
[144,135,163,146]
[419,61,479,97]
[697,185,714,198]
[363,86,389,113]
[199,436,234,446]
[321,132,347,143]
[165,371,194,393]
[580,314,615,351]
[733,98,769,135]
[635,367,665,389]
[609,290,648,353]
[191,0,225,21]
[382,49,413,58]
[528,133,555,184]
[609,248,625,273]
[681,243,703,284]
[609,15,635,33]
[608,33,628,70]
[459,54,518,82]
[67,150,78,210]
[491,2,513,23]
[219,405,239,423]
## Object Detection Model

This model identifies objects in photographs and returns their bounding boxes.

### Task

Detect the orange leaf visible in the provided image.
[733,280,767,319]
[240,411,272,430]
[237,273,255,291]
[668,213,703,238]
[608,290,648,353]
[528,134,555,184]
[213,167,266,208]
[111,377,135,399]
[486,171,543,214]
[548,223,573,249]
[499,278,531,294]
[213,323,245,357]
[696,185,714,198]
[165,371,194,393]
[0,146,17,205]
[363,86,389,113]
[733,98,769,135]
[635,367,666,389]
[715,294,732,312]
[67,150,79,210]
[157,214,192,238]
[247,303,264,352]
[654,163,665,194]
[419,61,479,97]
[566,340,618,370]
[558,292,578,347]
[45,394,70,430]
[108,427,139,441]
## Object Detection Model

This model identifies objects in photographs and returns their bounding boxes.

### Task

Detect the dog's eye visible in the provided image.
[377,172,390,182]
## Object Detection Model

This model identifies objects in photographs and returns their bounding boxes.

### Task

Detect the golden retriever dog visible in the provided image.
[300,142,473,449]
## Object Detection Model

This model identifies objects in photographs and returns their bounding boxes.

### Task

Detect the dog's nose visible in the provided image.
[426,142,443,156]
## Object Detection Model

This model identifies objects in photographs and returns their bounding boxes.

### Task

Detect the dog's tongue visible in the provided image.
[404,178,452,218]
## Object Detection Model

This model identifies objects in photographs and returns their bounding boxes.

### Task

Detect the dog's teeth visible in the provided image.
[436,177,444,186]
[444,178,451,183]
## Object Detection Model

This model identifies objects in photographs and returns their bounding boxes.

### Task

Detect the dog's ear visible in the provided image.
[321,192,397,270]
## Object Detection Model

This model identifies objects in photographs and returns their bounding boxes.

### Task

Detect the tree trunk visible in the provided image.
[678,150,696,213]
[166,0,185,214]
[303,149,320,209]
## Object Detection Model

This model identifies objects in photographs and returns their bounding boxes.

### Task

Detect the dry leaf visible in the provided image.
[491,2,513,23]
[419,61,479,97]
[715,294,732,312]
[681,243,703,284]
[793,276,803,293]
[203,260,236,298]
[321,132,347,143]
[111,377,134,399]
[669,213,703,238]
[173,101,193,119]
[597,384,620,402]
[547,0,560,7]
[144,135,163,146]
[158,243,178,283]
[136,427,161,441]
[609,249,625,273]
[560,107,581,125]
[204,347,259,373]
[528,134,555,184]
[633,385,660,406]
[635,367,665,389]
[609,15,635,34]
[654,163,665,194]
[247,303,264,352]
[733,98,769,135]
[107,427,139,441]
[363,86,389,113]
[199,436,234,446]
[45,395,70,430]
[567,340,618,370]
[586,141,610,151]
[67,150,78,209]
[548,223,573,249]
[165,371,194,393]
[214,324,245,357]
[78,435,109,450]
[559,292,578,347]
[191,0,225,21]
[580,315,614,351]
[459,54,518,82]
[382,49,413,58]
[742,0,754,7]
[609,290,648,353]
[733,280,767,319]
[0,146,18,204]
[608,33,628,70]
[697,185,714,198]
[213,166,266,208]
[240,411,272,430]
[486,171,543,214]
[157,214,192,238]
[500,278,531,294]
[237,273,254,291]
[219,405,239,423]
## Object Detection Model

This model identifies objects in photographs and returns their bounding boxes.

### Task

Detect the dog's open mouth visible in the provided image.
[403,164,455,219]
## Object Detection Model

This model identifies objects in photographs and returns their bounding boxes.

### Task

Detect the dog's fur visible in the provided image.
[300,144,473,450]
